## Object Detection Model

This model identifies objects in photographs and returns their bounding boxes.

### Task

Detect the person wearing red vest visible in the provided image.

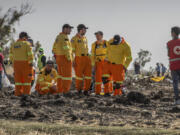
[167,26,180,105]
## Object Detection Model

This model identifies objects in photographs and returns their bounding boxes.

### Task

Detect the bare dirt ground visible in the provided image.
[0,78,179,131]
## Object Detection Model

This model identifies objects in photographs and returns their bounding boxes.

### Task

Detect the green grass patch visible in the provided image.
[0,120,179,135]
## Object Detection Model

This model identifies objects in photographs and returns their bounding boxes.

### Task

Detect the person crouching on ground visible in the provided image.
[35,60,58,95]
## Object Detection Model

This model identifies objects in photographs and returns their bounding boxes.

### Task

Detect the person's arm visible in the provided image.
[2,59,7,75]
[27,43,34,65]
[71,37,76,55]
[37,73,53,88]
[91,43,95,66]
[52,36,58,56]
[62,38,72,61]
[71,37,76,64]
[85,38,89,54]
[124,42,132,69]
[104,40,111,61]
[0,55,7,75]
[41,56,46,67]
[53,70,58,84]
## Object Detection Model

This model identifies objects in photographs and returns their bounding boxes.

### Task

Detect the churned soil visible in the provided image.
[0,80,179,130]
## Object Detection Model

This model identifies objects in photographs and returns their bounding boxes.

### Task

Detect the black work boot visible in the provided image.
[104,93,111,97]
[78,90,82,95]
[63,92,73,98]
[83,91,90,96]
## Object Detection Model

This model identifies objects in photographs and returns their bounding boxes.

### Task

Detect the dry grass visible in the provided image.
[0,120,179,135]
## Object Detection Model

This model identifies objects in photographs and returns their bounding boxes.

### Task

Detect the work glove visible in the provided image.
[123,66,127,73]
[51,85,57,92]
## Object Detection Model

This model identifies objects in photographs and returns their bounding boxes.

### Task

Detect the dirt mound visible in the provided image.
[127,91,150,104]
[0,82,179,129]
[169,107,180,113]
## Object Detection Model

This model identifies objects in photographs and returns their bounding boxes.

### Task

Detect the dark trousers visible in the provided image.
[135,69,140,74]
[157,71,160,77]
[171,70,180,100]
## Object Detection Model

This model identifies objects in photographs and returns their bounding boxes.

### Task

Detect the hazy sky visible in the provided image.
[1,0,180,69]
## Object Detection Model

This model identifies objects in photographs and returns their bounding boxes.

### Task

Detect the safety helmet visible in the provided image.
[39,48,44,53]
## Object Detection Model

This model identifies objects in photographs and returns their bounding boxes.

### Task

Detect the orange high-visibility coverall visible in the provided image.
[9,39,34,96]
[28,62,35,86]
[52,33,72,93]
[102,38,132,96]
[71,34,92,92]
[35,68,58,95]
[91,40,113,94]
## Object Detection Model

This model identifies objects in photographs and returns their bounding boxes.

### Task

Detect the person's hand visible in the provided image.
[51,85,57,92]
[66,55,72,61]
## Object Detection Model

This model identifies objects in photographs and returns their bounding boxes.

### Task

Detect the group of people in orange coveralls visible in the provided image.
[9,23,132,97]
[8,24,180,105]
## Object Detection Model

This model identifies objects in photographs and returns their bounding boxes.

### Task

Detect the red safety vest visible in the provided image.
[167,39,180,70]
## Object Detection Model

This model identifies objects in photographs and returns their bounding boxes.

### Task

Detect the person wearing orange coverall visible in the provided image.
[9,32,34,96]
[102,35,132,96]
[35,60,58,95]
[71,24,92,96]
[52,24,74,94]
[91,31,113,96]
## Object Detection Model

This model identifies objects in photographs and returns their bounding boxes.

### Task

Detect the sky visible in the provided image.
[0,0,180,69]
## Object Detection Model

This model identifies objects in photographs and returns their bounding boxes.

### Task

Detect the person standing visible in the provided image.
[38,48,46,71]
[52,24,73,94]
[9,32,34,96]
[102,35,132,96]
[71,24,92,96]
[91,31,112,96]
[134,61,140,74]
[156,63,161,77]
[161,64,167,76]
[167,26,180,105]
